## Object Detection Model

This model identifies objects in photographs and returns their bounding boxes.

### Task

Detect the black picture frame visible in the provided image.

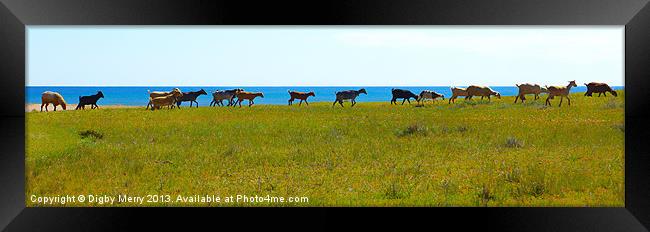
[1,0,649,231]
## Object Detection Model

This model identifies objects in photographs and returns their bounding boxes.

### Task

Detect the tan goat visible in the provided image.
[147,88,182,109]
[545,80,578,107]
[235,91,264,107]
[150,90,183,110]
[40,91,67,112]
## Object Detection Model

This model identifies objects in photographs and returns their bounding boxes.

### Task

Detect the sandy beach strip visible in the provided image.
[26,104,140,112]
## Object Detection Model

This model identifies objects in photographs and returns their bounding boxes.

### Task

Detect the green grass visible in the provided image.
[26,92,625,206]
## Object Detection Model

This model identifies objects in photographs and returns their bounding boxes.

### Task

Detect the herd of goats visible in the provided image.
[38,81,619,111]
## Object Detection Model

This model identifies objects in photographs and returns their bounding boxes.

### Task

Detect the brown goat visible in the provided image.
[288,90,315,106]
[417,90,444,105]
[584,82,617,97]
[449,87,468,104]
[466,85,501,101]
[514,83,544,103]
[545,80,578,107]
[235,91,264,107]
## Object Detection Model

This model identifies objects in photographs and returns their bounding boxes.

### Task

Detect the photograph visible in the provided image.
[25,26,624,207]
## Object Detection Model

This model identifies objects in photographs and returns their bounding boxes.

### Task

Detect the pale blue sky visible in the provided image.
[27,26,624,86]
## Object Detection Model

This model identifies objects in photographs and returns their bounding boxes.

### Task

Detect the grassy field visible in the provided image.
[26,92,625,206]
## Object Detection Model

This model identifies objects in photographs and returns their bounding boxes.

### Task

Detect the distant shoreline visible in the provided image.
[26,104,140,112]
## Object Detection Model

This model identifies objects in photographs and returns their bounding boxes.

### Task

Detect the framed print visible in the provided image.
[1,0,649,231]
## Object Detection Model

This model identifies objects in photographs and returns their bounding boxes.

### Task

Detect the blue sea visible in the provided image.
[26,86,624,106]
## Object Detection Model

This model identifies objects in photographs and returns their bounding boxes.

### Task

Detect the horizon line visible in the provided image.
[26,85,625,87]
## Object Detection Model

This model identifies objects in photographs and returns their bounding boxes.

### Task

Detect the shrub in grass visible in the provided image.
[396,123,429,137]
[603,100,624,109]
[527,179,546,197]
[329,128,345,139]
[477,184,495,206]
[438,125,468,134]
[223,145,241,157]
[324,158,337,171]
[505,136,524,148]
[504,167,521,183]
[524,166,547,197]
[440,178,457,195]
[384,181,408,200]
[78,130,103,141]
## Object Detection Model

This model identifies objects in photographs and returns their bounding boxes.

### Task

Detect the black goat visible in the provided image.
[584,82,618,97]
[332,88,367,107]
[390,88,419,105]
[176,89,207,108]
[227,88,245,107]
[76,91,104,110]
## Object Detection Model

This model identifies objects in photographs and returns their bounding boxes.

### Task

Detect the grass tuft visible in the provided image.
[223,145,241,157]
[504,167,521,183]
[524,166,547,197]
[504,136,524,148]
[396,123,429,137]
[78,130,103,141]
[384,181,408,200]
[603,99,624,109]
[477,184,495,206]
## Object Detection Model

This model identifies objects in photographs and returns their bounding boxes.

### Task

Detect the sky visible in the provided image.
[27,26,624,86]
